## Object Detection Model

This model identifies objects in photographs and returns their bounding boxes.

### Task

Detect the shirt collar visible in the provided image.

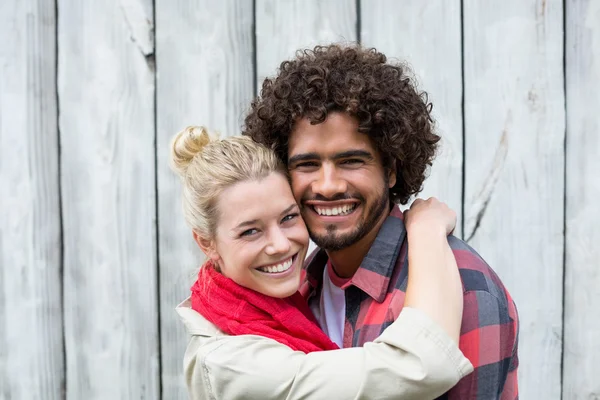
[304,206,406,303]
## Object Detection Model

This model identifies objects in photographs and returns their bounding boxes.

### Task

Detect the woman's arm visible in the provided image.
[182,307,472,400]
[181,197,471,400]
[403,197,463,343]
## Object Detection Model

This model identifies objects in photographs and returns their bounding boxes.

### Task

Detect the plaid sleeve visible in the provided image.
[500,299,519,400]
[447,290,519,400]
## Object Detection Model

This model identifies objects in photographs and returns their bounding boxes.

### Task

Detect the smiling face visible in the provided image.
[199,172,309,298]
[287,112,396,251]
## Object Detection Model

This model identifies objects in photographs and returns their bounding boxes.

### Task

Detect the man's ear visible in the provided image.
[193,231,221,262]
[387,159,397,188]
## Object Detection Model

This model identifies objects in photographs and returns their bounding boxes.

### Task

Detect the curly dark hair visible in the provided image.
[243,44,440,204]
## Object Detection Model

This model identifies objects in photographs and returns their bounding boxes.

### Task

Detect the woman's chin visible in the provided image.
[261,273,302,298]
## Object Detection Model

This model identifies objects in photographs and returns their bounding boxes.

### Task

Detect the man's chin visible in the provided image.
[309,231,361,251]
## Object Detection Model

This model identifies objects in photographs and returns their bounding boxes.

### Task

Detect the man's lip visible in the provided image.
[304,200,360,207]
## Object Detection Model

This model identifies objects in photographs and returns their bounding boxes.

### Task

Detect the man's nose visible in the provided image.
[311,163,347,199]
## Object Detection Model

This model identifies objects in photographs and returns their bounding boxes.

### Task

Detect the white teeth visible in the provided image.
[258,257,293,274]
[314,204,356,216]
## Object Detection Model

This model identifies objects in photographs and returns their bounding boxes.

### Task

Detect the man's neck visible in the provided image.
[326,207,392,279]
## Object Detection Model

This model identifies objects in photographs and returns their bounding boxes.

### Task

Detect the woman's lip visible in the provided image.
[255,254,299,278]
[255,254,295,270]
[254,252,300,277]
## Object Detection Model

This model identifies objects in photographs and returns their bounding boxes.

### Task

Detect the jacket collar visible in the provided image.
[176,297,224,336]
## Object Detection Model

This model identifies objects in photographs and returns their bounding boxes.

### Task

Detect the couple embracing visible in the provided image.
[173,44,519,400]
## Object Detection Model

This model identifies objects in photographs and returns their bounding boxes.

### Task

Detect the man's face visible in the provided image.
[287,112,396,251]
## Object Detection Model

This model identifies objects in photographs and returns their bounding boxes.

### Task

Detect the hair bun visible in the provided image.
[170,126,215,177]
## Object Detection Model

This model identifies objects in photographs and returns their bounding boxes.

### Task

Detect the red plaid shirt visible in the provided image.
[301,206,519,399]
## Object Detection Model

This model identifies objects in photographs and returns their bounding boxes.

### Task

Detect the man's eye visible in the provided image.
[281,213,299,223]
[341,159,363,165]
[295,161,319,168]
[240,228,259,237]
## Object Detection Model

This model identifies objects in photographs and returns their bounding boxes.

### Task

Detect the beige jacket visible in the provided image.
[176,299,473,400]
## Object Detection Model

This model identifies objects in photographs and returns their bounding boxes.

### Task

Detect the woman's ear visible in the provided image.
[193,231,221,262]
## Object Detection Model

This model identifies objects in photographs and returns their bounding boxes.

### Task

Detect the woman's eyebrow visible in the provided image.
[280,204,298,216]
[234,219,259,230]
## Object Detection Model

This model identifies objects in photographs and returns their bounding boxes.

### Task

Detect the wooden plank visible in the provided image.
[361,0,464,237]
[155,1,254,398]
[463,1,564,398]
[563,0,600,398]
[57,0,159,398]
[0,1,64,398]
[256,0,357,90]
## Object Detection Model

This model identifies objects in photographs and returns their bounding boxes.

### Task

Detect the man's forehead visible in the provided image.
[287,132,377,158]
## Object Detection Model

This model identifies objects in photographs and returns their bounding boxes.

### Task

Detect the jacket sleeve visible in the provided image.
[183,307,473,400]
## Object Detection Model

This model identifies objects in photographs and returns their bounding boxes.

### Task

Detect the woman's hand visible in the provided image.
[404,197,456,239]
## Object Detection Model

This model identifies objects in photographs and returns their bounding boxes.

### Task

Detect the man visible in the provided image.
[244,44,519,399]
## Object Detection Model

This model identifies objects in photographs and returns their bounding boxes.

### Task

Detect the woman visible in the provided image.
[173,126,472,400]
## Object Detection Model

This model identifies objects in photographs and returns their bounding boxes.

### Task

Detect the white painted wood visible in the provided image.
[563,0,600,398]
[0,2,63,399]
[463,1,565,398]
[361,0,464,237]
[256,0,357,90]
[155,1,254,398]
[58,0,159,398]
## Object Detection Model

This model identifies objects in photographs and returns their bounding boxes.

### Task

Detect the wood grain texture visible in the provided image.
[361,0,464,237]
[256,0,357,89]
[155,1,254,398]
[0,1,64,399]
[463,1,565,398]
[58,0,159,398]
[563,0,600,398]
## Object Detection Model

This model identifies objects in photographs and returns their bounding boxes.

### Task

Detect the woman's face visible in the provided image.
[203,172,309,298]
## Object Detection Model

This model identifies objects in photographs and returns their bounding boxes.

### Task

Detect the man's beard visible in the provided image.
[305,179,390,251]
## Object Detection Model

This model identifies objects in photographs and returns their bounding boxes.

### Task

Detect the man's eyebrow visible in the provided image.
[332,150,374,161]
[288,152,320,165]
[289,150,374,165]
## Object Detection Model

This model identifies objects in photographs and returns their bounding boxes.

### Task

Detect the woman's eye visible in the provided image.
[281,213,299,223]
[240,228,259,237]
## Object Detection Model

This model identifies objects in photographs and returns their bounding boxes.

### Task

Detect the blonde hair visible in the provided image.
[170,126,286,238]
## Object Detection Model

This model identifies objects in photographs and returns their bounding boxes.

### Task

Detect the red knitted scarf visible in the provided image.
[190,260,339,353]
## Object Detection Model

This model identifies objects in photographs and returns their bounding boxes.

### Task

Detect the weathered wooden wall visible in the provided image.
[1,0,598,399]
[58,0,160,398]
[0,2,63,399]
[564,0,600,398]
[462,2,566,399]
